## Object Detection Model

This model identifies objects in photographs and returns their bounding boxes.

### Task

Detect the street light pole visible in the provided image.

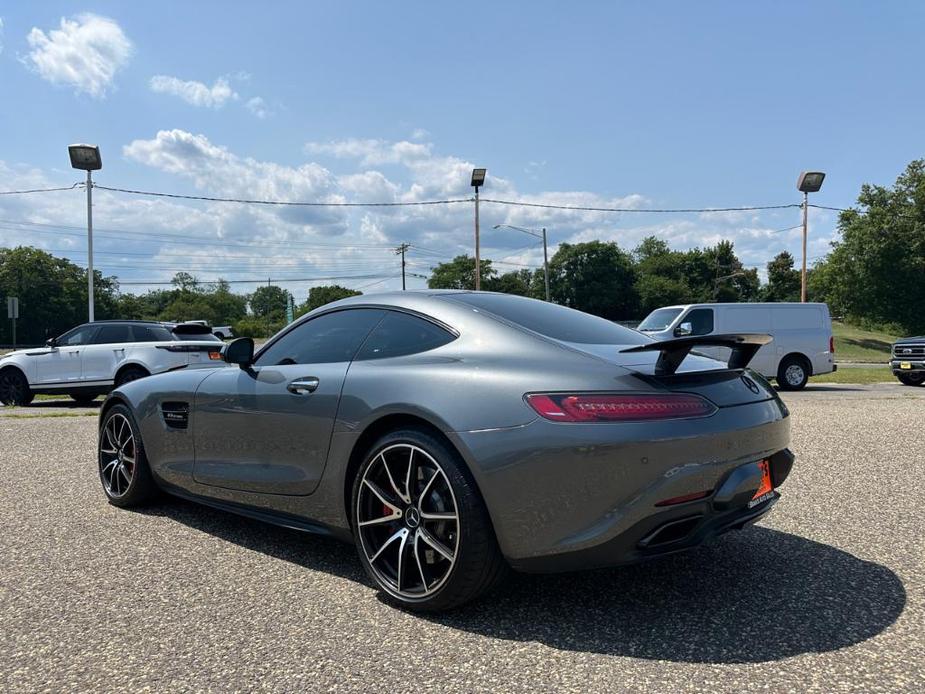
[796,171,825,304]
[86,169,94,322]
[801,190,808,303]
[470,169,486,291]
[68,144,102,322]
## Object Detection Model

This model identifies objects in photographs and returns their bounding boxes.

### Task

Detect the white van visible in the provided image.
[636,302,836,390]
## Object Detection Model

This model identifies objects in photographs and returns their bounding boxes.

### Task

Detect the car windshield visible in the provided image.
[446,293,648,345]
[638,308,684,331]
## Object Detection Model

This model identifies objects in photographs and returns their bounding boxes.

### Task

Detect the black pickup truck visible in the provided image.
[890,336,925,386]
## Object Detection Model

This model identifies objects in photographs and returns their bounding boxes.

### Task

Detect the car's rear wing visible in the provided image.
[620,333,773,375]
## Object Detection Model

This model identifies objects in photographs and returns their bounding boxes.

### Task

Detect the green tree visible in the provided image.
[763,251,801,302]
[548,241,638,319]
[299,285,361,316]
[427,255,495,290]
[812,159,925,333]
[633,236,691,314]
[0,247,117,345]
[485,269,534,296]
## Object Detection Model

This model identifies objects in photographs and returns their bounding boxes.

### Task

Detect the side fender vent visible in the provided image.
[161,402,190,429]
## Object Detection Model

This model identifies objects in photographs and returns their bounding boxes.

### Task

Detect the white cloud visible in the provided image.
[245,96,270,118]
[149,75,238,108]
[24,14,132,98]
[0,129,838,299]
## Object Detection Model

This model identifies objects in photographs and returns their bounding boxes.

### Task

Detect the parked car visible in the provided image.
[96,291,793,611]
[637,302,835,390]
[889,336,925,386]
[0,320,224,406]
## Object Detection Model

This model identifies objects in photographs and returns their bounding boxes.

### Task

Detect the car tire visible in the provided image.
[70,392,98,404]
[115,366,149,388]
[98,404,159,507]
[350,427,507,612]
[777,356,809,391]
[215,332,226,340]
[0,367,34,406]
[896,372,925,387]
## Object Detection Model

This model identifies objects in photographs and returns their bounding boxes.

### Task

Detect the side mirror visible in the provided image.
[222,337,254,368]
[46,337,58,348]
[674,322,693,337]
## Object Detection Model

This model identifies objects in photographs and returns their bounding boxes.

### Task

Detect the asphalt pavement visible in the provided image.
[1,384,923,692]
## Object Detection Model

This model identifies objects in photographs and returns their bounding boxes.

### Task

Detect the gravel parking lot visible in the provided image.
[1,384,923,692]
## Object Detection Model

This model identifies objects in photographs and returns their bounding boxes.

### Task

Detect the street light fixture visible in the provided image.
[69,144,102,322]
[493,224,551,302]
[796,170,825,303]
[471,168,486,290]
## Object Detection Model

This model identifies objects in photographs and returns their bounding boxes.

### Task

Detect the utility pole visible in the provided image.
[541,227,550,302]
[395,243,410,290]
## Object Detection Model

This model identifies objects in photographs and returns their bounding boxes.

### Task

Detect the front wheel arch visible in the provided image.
[0,365,33,405]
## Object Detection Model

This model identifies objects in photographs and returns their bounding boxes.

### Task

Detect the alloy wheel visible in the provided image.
[356,443,460,600]
[0,371,25,404]
[99,413,137,497]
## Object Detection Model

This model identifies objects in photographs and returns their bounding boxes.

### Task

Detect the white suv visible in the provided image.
[0,320,225,406]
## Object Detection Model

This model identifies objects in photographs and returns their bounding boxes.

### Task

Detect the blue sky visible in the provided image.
[1,2,923,297]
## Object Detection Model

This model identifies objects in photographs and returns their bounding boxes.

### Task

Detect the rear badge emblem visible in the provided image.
[741,374,760,394]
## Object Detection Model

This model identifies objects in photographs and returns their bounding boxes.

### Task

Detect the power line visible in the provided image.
[87,183,803,214]
[93,184,472,208]
[0,183,81,195]
[479,199,801,213]
[116,272,397,286]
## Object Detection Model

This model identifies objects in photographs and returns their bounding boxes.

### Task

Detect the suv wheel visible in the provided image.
[897,372,925,387]
[777,356,809,391]
[0,368,33,406]
[351,428,507,611]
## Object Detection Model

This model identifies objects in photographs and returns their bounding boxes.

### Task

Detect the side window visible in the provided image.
[684,308,714,336]
[57,325,98,346]
[90,324,133,344]
[355,311,456,360]
[255,309,385,366]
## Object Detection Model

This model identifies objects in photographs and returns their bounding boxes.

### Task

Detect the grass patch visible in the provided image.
[833,321,898,363]
[1,411,99,418]
[811,366,895,384]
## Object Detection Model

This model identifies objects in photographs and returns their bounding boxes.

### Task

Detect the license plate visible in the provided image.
[748,460,774,508]
[900,361,912,370]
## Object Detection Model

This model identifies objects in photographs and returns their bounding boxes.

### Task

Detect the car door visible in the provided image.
[33,325,98,385]
[82,323,133,384]
[191,308,386,496]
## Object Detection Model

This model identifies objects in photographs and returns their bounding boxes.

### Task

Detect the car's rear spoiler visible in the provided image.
[620,333,773,375]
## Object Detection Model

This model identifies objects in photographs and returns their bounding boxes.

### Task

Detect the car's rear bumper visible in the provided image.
[449,397,791,567]
[509,450,792,572]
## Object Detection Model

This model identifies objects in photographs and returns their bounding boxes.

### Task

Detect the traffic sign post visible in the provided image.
[7,297,19,349]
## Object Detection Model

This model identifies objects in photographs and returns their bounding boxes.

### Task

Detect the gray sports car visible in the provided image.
[98,291,793,611]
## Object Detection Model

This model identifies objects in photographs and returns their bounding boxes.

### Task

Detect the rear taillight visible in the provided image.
[829,336,835,353]
[525,393,716,422]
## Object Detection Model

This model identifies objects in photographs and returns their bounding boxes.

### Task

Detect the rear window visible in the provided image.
[356,311,455,360]
[446,293,647,345]
[131,325,174,342]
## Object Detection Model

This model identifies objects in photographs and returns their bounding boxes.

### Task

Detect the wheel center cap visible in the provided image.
[404,507,420,529]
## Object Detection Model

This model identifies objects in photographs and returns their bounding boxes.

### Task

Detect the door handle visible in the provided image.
[287,377,320,395]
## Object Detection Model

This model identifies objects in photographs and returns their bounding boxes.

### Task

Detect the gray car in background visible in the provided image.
[97,291,793,611]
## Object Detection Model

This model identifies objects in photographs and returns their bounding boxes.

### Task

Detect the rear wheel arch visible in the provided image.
[114,363,150,386]
[779,352,812,376]
[777,352,812,390]
[342,413,479,530]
